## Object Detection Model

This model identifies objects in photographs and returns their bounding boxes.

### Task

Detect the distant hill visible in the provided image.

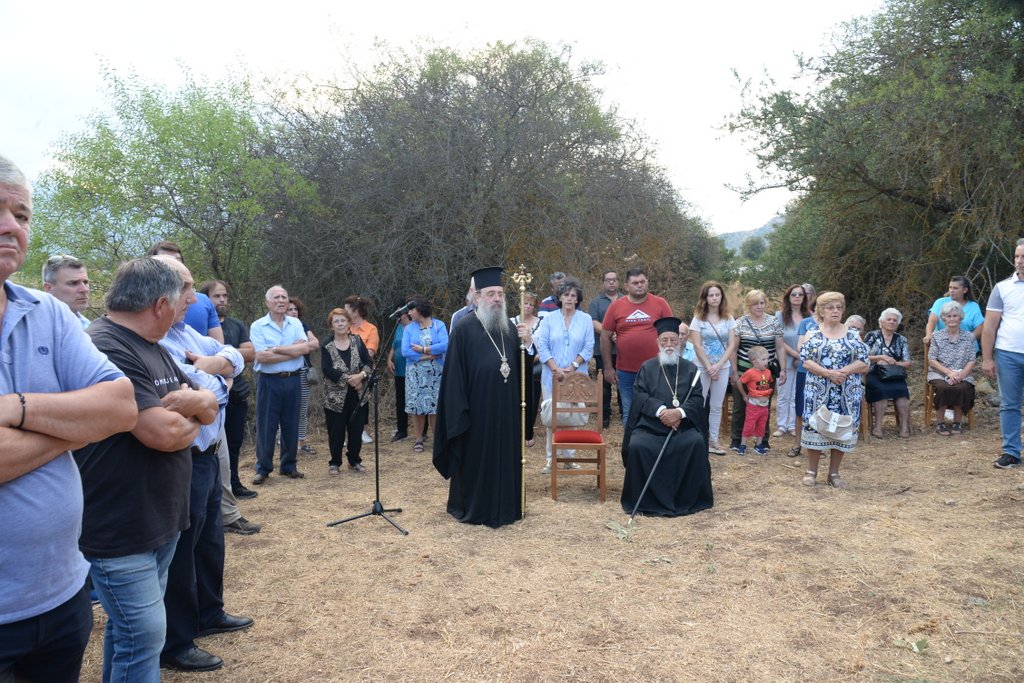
[718,216,784,253]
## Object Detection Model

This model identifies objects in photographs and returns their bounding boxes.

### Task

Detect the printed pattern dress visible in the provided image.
[406,324,444,416]
[800,329,869,453]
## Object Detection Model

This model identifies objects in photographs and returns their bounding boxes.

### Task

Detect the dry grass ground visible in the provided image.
[80,401,1024,682]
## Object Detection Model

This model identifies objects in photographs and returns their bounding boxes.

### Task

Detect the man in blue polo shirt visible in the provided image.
[250,285,317,484]
[983,238,1024,469]
[0,154,137,683]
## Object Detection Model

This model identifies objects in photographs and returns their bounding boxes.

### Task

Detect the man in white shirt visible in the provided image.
[982,238,1024,469]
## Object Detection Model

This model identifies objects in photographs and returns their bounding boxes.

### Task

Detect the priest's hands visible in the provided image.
[659,407,683,430]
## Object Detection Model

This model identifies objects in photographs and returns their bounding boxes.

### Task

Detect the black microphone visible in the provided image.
[389,301,415,320]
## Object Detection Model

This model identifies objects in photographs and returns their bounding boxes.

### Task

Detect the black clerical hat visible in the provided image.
[471,266,504,289]
[653,316,682,336]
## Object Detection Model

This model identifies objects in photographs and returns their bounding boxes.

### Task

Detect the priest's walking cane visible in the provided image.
[627,367,703,525]
[511,265,533,520]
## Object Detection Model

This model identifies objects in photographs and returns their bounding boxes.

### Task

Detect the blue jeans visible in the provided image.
[996,349,1024,459]
[617,370,638,421]
[87,535,179,683]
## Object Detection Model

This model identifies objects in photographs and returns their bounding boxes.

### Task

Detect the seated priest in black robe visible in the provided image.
[621,317,714,517]
[433,266,536,528]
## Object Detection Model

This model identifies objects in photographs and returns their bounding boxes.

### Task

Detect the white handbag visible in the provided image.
[808,404,855,441]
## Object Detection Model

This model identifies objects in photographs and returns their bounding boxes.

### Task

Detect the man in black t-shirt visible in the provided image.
[75,258,219,682]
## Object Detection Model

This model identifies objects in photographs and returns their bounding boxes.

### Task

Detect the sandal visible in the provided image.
[787,446,802,458]
[525,439,535,448]
[827,472,848,489]
[871,429,884,439]
[300,444,317,455]
[936,423,950,436]
[772,429,786,437]
[950,422,962,434]
[709,442,727,455]
[413,440,424,453]
[802,470,817,487]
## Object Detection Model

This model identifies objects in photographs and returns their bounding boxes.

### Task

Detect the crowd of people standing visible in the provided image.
[7,138,1024,680]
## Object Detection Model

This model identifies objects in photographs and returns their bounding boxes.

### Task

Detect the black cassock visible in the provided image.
[433,315,533,528]
[620,357,714,517]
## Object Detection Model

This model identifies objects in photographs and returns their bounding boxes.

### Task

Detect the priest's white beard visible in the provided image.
[476,300,509,336]
[658,347,679,366]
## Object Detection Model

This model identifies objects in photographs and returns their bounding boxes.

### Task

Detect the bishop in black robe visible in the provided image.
[433,300,534,528]
[621,341,713,517]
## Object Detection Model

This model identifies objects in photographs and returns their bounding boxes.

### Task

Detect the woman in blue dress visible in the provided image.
[800,291,869,489]
[535,278,594,473]
[402,296,448,453]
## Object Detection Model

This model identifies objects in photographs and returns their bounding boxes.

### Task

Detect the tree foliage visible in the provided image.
[266,41,716,321]
[30,42,716,327]
[731,0,1024,329]
[31,71,315,318]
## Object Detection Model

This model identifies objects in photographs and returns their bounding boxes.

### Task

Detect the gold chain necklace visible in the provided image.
[482,324,511,383]
[659,356,682,407]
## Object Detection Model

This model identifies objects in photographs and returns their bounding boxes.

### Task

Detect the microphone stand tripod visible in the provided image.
[327,321,408,535]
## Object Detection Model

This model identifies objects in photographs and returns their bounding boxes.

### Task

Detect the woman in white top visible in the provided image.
[774,284,811,436]
[689,281,737,455]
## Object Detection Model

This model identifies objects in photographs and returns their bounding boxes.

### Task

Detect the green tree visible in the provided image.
[30,71,315,316]
[731,0,1024,328]
[739,235,766,261]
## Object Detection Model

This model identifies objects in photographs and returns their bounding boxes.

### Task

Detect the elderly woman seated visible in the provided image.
[865,308,913,438]
[927,301,976,435]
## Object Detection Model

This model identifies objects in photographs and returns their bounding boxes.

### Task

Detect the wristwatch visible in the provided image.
[571,361,580,370]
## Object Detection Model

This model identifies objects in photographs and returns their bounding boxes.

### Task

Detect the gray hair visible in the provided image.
[0,155,31,208]
[844,314,866,328]
[105,258,182,313]
[801,283,816,300]
[878,307,903,325]
[265,284,287,300]
[940,300,964,319]
[42,254,85,284]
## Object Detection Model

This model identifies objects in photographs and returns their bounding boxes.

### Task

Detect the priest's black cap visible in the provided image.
[471,266,504,289]
[653,316,682,336]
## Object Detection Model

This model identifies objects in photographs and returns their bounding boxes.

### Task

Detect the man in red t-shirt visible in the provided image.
[600,267,672,420]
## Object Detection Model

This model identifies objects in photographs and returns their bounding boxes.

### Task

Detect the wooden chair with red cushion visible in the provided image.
[550,370,606,502]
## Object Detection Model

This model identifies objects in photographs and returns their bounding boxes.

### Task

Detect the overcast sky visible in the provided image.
[5,0,883,235]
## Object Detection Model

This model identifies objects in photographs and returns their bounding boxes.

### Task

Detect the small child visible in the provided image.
[738,346,775,455]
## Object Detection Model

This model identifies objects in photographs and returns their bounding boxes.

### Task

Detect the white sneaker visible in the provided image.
[541,461,552,474]
[361,431,373,444]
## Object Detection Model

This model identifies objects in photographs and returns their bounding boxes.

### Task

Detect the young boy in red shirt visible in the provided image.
[738,346,774,455]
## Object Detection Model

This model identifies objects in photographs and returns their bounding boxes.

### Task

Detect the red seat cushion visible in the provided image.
[553,430,604,445]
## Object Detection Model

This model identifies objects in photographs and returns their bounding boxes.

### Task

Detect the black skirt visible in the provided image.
[865,368,910,402]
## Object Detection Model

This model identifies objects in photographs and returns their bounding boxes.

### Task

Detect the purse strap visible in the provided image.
[706,318,728,350]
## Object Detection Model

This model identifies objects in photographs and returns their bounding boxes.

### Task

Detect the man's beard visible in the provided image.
[476,300,509,336]
[658,347,679,366]
[214,304,229,318]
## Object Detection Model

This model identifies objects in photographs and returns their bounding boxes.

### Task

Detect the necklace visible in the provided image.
[659,357,682,407]
[482,324,511,383]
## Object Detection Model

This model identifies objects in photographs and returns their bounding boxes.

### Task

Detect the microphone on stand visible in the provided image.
[388,301,415,320]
